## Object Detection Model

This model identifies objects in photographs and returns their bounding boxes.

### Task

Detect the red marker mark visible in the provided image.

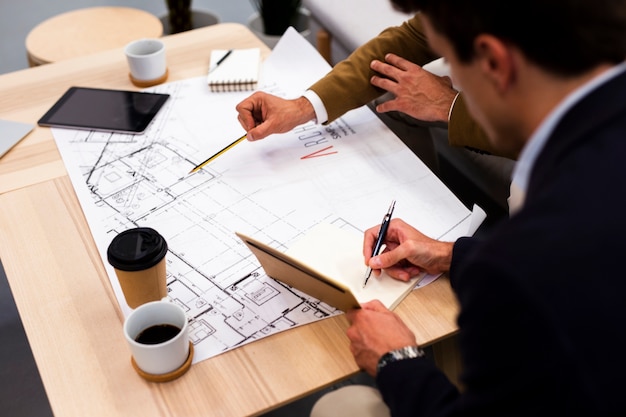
[301,145,338,159]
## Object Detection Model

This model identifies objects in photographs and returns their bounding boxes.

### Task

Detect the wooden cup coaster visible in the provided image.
[129,69,169,88]
[131,341,194,383]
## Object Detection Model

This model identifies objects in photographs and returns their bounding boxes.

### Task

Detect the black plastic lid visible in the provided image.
[107,227,168,271]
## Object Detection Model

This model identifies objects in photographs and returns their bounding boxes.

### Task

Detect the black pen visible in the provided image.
[208,49,233,73]
[363,199,395,288]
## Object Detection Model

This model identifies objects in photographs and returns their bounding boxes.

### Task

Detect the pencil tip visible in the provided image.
[180,170,194,180]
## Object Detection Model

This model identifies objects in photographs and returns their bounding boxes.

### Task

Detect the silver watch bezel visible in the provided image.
[377,346,426,373]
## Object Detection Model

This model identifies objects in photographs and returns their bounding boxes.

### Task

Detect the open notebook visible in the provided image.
[236,222,423,311]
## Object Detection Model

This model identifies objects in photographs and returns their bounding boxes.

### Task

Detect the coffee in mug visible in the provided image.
[123,300,191,379]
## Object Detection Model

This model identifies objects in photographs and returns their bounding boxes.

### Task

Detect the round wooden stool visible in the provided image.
[26,7,163,67]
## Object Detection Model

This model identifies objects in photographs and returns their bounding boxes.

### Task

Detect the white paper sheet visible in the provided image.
[52,28,482,364]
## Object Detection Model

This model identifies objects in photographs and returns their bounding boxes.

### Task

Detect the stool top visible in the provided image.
[26,7,163,66]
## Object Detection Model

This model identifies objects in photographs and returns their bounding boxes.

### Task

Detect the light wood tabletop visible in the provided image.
[0,22,460,416]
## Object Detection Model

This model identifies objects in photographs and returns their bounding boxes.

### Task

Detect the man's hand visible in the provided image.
[235,92,316,141]
[370,53,458,123]
[346,300,418,376]
[363,218,454,281]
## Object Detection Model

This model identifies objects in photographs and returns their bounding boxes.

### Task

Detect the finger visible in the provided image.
[345,307,361,323]
[368,248,392,270]
[248,121,275,141]
[236,114,249,132]
[375,98,401,114]
[384,53,412,70]
[367,259,408,281]
[370,75,399,92]
[370,244,409,271]
[371,58,403,79]
[362,226,381,261]
[381,264,417,282]
[361,299,387,312]
[235,107,254,129]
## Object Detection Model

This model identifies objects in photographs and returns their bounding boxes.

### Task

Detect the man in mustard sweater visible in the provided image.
[236,14,517,161]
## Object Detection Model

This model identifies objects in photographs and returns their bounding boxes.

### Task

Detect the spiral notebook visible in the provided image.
[207,48,261,92]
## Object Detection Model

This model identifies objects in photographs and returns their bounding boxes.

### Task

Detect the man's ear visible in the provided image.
[473,34,516,93]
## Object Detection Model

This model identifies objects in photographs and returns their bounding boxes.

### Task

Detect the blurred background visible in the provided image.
[0,0,257,74]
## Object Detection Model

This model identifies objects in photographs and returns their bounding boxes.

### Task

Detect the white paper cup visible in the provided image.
[124,38,168,87]
[123,301,189,376]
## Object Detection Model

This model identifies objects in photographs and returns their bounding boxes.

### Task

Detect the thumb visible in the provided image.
[361,299,388,312]
[247,123,272,141]
[370,247,400,270]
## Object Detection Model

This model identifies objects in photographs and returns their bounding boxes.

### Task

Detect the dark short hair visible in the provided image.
[391,0,626,76]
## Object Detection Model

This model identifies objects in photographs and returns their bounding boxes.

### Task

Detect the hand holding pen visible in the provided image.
[363,199,395,287]
[362,215,455,283]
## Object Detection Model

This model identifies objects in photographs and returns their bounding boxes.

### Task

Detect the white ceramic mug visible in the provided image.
[123,300,189,375]
[124,38,168,86]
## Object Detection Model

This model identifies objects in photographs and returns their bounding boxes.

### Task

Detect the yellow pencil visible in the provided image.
[187,133,247,174]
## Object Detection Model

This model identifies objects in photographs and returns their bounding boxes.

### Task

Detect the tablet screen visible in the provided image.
[38,86,170,134]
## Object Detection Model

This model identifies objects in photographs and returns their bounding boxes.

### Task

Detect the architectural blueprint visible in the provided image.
[52,29,480,364]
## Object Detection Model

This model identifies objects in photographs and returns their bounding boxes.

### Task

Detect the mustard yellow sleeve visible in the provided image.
[309,14,438,123]
[309,13,517,160]
[449,94,518,159]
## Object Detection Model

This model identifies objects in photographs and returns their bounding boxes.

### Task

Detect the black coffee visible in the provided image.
[135,324,181,344]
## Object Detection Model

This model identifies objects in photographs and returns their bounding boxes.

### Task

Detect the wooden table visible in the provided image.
[25,7,163,67]
[0,23,460,416]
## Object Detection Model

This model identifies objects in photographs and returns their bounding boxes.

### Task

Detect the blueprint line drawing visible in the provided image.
[52,30,478,364]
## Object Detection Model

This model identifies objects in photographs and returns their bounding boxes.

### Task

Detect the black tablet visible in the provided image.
[38,86,170,134]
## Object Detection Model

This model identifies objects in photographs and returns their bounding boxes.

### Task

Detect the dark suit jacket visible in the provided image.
[376,68,626,416]
[308,14,514,158]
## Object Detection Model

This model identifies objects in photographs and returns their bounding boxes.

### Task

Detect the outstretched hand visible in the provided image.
[370,53,458,123]
[235,92,316,141]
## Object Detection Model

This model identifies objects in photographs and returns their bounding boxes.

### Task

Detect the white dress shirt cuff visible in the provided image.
[302,89,328,124]
[448,91,460,121]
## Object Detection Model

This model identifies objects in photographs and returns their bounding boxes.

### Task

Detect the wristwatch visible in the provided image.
[377,346,426,373]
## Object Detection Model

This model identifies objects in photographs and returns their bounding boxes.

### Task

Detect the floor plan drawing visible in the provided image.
[51,31,479,364]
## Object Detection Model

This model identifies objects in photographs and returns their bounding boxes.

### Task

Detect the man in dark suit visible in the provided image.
[310,0,626,416]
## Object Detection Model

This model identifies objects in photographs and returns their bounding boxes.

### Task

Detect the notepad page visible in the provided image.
[285,222,422,310]
[207,48,261,92]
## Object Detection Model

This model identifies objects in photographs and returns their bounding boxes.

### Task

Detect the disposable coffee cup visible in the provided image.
[125,38,168,87]
[123,300,192,381]
[107,227,168,309]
